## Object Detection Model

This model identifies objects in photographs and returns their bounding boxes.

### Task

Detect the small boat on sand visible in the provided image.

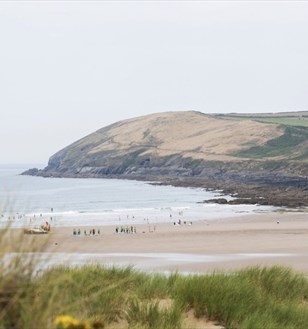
[24,221,51,234]
[24,227,49,234]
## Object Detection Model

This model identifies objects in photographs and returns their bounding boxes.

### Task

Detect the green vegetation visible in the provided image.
[255,118,308,127]
[235,125,308,159]
[1,251,308,329]
[216,112,308,127]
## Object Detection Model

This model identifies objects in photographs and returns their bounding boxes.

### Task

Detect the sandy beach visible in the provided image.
[13,210,307,274]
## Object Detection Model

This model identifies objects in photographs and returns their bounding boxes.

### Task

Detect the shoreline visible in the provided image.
[22,171,308,208]
[1,203,278,229]
[11,210,308,274]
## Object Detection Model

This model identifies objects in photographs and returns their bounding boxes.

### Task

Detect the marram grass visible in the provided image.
[1,227,308,328]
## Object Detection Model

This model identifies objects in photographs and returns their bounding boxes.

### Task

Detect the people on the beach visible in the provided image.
[41,221,51,232]
[115,226,137,234]
[173,220,192,226]
[72,228,101,236]
[72,228,81,235]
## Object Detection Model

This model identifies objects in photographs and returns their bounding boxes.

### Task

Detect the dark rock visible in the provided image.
[21,168,39,176]
[205,198,228,204]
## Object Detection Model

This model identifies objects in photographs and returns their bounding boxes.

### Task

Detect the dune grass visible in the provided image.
[1,249,308,329]
[173,267,308,329]
[1,226,308,329]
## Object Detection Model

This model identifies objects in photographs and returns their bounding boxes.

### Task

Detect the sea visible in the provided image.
[0,164,276,229]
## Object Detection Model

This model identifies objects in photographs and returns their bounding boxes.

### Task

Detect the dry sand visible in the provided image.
[20,210,308,274]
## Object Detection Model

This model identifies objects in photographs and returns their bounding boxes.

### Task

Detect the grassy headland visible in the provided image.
[22,111,308,207]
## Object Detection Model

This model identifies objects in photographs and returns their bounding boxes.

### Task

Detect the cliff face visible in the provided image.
[23,111,308,205]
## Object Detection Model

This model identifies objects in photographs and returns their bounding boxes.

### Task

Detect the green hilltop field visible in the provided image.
[215,111,308,127]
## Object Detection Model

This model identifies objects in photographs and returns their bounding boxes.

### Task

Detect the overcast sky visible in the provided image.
[0,1,307,164]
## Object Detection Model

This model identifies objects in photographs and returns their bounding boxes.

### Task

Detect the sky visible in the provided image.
[0,1,307,164]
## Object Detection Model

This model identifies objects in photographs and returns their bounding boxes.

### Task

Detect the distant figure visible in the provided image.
[42,221,50,231]
[277,220,280,224]
[73,228,76,235]
[78,229,81,235]
[98,229,100,235]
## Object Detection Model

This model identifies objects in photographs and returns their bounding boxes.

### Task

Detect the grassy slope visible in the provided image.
[235,125,308,160]
[47,111,284,169]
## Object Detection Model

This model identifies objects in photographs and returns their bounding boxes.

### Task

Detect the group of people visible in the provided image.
[73,228,100,236]
[2,213,24,220]
[115,226,137,234]
[173,219,192,226]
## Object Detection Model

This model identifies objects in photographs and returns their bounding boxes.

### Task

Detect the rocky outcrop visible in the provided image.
[22,111,308,207]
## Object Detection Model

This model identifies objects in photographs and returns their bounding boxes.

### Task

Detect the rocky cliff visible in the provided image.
[23,111,308,206]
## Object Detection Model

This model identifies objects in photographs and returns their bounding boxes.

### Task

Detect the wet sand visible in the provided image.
[20,211,308,273]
